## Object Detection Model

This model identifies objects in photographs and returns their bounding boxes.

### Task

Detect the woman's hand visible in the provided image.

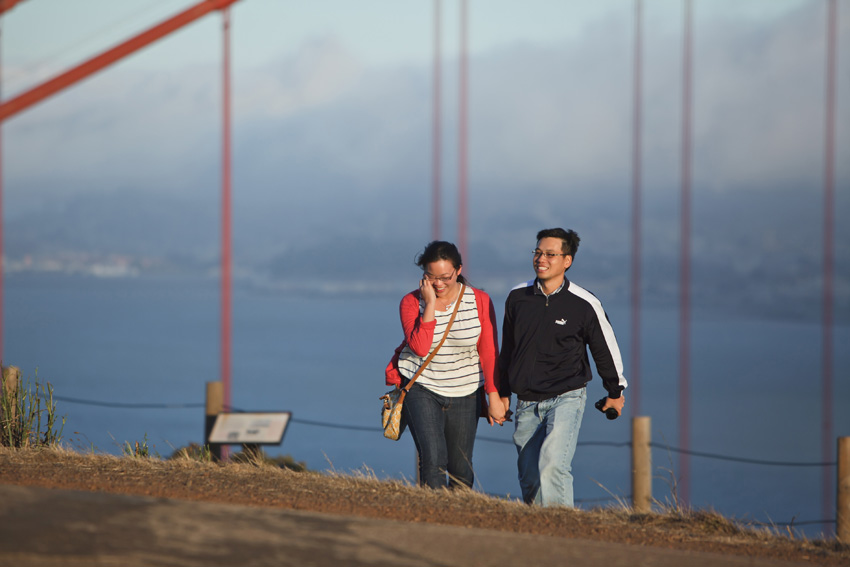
[501,397,513,422]
[487,391,508,426]
[419,278,437,323]
[419,277,437,304]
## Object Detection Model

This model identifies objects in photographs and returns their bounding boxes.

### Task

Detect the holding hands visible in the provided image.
[487,393,512,426]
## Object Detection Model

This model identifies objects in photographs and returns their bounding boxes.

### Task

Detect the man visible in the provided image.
[499,228,627,507]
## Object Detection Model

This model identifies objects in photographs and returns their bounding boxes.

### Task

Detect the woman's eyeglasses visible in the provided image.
[423,269,457,284]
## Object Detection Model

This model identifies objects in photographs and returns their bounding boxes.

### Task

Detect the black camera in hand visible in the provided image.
[594,398,619,420]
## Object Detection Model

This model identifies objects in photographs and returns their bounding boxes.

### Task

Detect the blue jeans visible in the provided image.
[513,387,586,507]
[402,383,481,489]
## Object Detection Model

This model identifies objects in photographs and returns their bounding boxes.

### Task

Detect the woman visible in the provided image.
[386,241,509,489]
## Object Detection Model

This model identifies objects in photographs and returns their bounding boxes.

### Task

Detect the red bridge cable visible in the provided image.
[0,0,26,16]
[432,0,442,241]
[679,0,694,506]
[0,0,242,122]
[221,8,233,417]
[0,21,4,365]
[822,0,838,534]
[630,0,643,417]
[458,0,468,261]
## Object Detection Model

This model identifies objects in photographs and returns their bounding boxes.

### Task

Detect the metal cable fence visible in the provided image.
[51,393,839,527]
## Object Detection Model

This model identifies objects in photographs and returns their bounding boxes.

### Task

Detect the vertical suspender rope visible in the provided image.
[822,0,838,535]
[0,20,4,366]
[630,0,643,417]
[679,0,694,506]
[221,7,233,426]
[458,0,468,261]
[432,0,442,241]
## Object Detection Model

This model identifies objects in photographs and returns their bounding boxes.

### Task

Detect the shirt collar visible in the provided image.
[534,277,567,296]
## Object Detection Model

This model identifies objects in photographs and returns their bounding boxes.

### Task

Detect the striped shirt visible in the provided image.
[398,285,482,397]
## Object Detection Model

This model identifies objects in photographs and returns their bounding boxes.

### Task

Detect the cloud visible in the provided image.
[686,3,844,193]
[7,5,847,203]
[4,5,847,320]
[235,37,364,120]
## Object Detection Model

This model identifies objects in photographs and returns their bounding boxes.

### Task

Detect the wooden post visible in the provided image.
[838,437,850,542]
[205,381,223,461]
[632,416,652,513]
[1,365,20,422]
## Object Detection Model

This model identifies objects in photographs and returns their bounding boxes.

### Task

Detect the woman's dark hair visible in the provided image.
[415,241,467,284]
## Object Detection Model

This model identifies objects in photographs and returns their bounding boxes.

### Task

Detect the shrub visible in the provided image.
[230,446,308,472]
[0,367,66,448]
[168,442,214,462]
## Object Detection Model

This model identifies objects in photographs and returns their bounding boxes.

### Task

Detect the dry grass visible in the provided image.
[0,445,848,566]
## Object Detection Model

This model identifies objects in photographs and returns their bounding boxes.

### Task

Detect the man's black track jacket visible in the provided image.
[498,278,627,402]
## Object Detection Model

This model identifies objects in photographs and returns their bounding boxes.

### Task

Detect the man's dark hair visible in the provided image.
[536,228,581,257]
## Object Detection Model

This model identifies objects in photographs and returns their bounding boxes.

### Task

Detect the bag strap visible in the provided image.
[401,284,466,394]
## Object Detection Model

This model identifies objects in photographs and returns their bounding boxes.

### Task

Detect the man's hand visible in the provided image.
[601,395,625,417]
[501,397,512,422]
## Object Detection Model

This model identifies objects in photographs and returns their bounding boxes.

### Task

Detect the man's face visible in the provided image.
[533,237,573,282]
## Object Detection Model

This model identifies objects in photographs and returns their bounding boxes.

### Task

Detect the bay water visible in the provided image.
[5,273,848,537]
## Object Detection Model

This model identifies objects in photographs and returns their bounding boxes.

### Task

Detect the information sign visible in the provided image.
[208,412,292,445]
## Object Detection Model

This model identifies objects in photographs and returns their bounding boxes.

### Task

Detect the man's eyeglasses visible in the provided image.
[423,269,456,284]
[533,250,568,259]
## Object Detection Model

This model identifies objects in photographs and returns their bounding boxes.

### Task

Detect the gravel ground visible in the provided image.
[0,447,847,566]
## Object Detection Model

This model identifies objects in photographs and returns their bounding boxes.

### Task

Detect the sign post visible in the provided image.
[208,412,292,459]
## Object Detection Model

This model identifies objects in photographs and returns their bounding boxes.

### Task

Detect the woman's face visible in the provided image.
[423,259,461,297]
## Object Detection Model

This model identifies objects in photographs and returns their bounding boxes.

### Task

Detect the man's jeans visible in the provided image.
[513,387,586,507]
[403,383,480,489]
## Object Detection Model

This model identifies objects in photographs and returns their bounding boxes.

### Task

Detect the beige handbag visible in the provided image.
[380,285,465,440]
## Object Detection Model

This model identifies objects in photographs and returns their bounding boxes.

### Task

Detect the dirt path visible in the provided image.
[0,447,847,566]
